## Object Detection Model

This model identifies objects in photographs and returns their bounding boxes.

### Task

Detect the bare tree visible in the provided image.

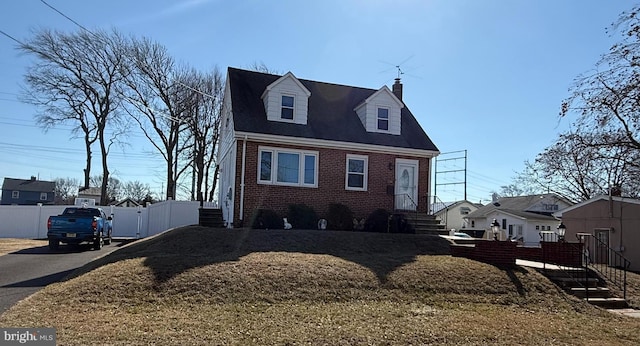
[247,61,281,74]
[90,175,123,202]
[179,67,224,202]
[20,29,128,205]
[53,177,79,204]
[513,131,640,202]
[561,5,640,156]
[121,37,193,200]
[122,180,152,203]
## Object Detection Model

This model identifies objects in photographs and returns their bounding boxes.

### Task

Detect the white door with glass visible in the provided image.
[395,159,419,211]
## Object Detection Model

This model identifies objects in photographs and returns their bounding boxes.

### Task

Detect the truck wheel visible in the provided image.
[48,239,59,250]
[93,236,103,250]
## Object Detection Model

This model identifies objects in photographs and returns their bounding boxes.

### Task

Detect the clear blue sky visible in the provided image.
[0,0,633,203]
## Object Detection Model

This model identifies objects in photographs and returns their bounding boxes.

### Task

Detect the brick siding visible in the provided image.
[232,140,430,226]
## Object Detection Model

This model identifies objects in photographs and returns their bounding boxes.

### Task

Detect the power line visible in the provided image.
[39,0,93,34]
[0,29,23,45]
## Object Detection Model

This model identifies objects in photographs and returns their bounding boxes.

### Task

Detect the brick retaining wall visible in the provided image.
[451,240,583,268]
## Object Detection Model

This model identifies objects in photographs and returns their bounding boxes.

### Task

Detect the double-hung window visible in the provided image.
[346,154,368,191]
[40,192,48,201]
[11,191,19,199]
[281,95,294,120]
[377,107,389,131]
[258,147,317,187]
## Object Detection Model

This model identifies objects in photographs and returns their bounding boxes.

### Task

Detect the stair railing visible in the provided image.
[540,237,590,300]
[428,195,447,229]
[577,232,630,300]
[395,193,418,230]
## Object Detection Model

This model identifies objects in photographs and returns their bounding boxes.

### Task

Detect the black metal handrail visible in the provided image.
[428,195,447,228]
[576,232,630,300]
[540,236,591,300]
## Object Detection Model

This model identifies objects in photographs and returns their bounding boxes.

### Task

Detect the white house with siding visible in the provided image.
[464,194,573,246]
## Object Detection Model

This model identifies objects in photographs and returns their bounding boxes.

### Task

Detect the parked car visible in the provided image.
[47,207,113,250]
[453,232,473,238]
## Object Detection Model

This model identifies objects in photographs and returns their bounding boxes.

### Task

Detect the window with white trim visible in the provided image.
[281,95,294,120]
[11,191,19,199]
[346,154,368,191]
[258,147,317,187]
[40,192,47,201]
[377,107,389,131]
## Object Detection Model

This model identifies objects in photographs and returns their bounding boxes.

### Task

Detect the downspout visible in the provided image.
[239,135,247,224]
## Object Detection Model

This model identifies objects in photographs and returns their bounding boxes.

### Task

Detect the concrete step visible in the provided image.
[552,277,600,288]
[585,297,629,309]
[569,287,611,299]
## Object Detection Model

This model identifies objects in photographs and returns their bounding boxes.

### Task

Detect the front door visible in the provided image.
[594,229,610,265]
[395,159,419,211]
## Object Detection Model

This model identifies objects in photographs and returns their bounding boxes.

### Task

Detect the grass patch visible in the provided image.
[0,238,47,257]
[2,227,640,345]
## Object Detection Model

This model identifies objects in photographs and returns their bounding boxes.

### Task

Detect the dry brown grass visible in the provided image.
[0,238,47,256]
[2,227,640,345]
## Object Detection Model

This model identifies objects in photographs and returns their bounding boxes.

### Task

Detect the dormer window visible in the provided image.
[261,72,311,125]
[353,85,403,135]
[281,95,294,120]
[377,108,389,131]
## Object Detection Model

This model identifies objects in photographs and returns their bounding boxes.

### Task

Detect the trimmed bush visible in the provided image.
[389,213,413,234]
[287,204,318,230]
[364,209,391,233]
[250,209,282,229]
[326,203,354,231]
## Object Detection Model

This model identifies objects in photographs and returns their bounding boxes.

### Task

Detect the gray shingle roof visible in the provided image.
[228,67,439,151]
[2,177,55,192]
[466,194,565,220]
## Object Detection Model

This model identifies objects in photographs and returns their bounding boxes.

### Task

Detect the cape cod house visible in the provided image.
[217,67,439,228]
[1,176,55,205]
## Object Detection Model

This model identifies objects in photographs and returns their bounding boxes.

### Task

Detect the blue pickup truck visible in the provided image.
[47,207,113,250]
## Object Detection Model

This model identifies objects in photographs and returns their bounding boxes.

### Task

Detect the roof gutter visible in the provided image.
[234,131,439,158]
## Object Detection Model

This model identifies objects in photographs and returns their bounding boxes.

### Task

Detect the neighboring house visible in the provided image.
[1,176,55,205]
[77,187,102,205]
[554,194,640,272]
[217,67,439,227]
[110,197,141,208]
[464,194,573,245]
[433,200,482,230]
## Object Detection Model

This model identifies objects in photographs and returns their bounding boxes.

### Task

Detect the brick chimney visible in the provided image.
[392,78,403,101]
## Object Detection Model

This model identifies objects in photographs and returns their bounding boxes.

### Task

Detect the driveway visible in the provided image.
[0,242,122,314]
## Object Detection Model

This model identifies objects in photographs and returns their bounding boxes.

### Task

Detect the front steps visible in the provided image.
[400,212,447,235]
[541,266,629,310]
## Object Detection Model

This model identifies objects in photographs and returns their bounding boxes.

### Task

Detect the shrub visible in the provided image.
[250,209,282,229]
[364,209,391,233]
[326,203,354,231]
[287,204,318,230]
[389,213,414,234]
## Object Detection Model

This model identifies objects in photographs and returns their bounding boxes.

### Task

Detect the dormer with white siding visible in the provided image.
[354,85,404,135]
[261,72,311,125]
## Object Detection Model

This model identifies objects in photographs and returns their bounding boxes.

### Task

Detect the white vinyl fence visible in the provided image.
[0,200,201,239]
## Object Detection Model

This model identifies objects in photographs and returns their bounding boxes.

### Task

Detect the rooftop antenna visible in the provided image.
[378,55,421,84]
[396,65,404,79]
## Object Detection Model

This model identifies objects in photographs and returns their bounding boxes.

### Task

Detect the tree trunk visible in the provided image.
[83,133,92,189]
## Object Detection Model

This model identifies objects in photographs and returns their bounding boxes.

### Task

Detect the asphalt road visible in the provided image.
[0,242,122,315]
